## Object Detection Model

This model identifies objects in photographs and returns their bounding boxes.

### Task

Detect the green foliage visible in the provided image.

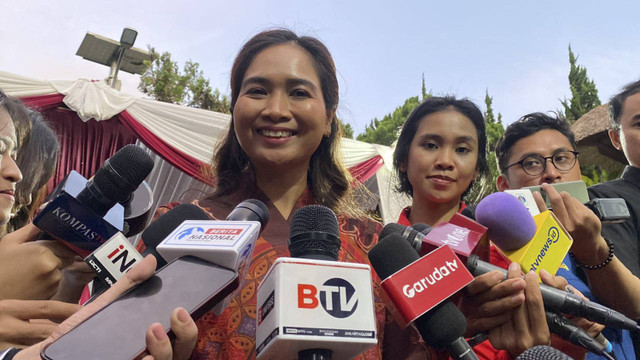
[139,47,230,113]
[560,45,601,123]
[421,73,431,101]
[340,120,354,139]
[467,90,505,202]
[581,164,621,186]
[357,96,421,146]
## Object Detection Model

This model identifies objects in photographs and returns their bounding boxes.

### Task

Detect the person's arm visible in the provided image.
[537,184,640,319]
[12,255,198,360]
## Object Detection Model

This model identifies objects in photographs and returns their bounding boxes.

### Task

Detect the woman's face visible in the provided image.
[0,108,22,225]
[233,43,332,172]
[403,109,479,205]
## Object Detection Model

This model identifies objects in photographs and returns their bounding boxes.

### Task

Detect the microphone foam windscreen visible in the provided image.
[289,205,340,260]
[368,232,419,280]
[475,192,536,251]
[226,199,269,229]
[412,223,432,234]
[515,345,574,360]
[379,223,407,241]
[141,204,210,249]
[413,300,467,349]
[94,144,154,203]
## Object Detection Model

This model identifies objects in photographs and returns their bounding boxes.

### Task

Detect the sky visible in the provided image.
[2,0,639,136]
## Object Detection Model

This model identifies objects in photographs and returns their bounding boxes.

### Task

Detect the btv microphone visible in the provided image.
[476,192,573,276]
[368,233,477,360]
[466,254,638,331]
[256,205,377,360]
[34,144,154,257]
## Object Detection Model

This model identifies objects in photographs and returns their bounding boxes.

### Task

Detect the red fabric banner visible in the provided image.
[347,155,384,183]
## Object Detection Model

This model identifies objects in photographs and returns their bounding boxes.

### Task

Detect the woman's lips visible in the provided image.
[427,175,455,185]
[0,190,15,202]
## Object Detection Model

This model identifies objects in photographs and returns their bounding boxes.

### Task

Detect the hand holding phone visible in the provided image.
[8,256,199,360]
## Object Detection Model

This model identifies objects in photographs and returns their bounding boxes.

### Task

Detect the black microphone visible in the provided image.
[140,204,211,269]
[34,144,154,257]
[515,345,575,360]
[368,233,478,360]
[291,205,340,360]
[466,254,638,331]
[545,311,613,359]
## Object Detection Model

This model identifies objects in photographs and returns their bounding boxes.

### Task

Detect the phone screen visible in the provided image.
[41,256,238,360]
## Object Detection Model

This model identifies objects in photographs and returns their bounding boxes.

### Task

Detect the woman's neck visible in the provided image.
[254,164,308,219]
[408,197,461,227]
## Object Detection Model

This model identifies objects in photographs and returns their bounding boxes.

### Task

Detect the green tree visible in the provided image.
[340,120,354,139]
[139,47,230,113]
[421,73,430,101]
[356,96,421,146]
[560,45,601,123]
[467,90,505,202]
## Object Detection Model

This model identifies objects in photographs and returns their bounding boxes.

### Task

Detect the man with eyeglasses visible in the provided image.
[493,112,637,359]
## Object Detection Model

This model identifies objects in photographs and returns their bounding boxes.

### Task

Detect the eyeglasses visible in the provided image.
[505,150,579,176]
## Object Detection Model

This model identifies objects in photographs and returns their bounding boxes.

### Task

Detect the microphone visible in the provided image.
[154,199,269,314]
[475,192,573,275]
[84,231,144,286]
[256,205,377,360]
[515,345,574,360]
[545,312,614,359]
[140,204,211,269]
[120,180,154,237]
[368,232,478,360]
[34,144,154,257]
[466,254,638,331]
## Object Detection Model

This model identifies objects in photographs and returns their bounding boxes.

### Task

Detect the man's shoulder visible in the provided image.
[588,179,631,197]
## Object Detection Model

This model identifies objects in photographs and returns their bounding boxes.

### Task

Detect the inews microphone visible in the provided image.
[34,144,154,257]
[476,192,573,276]
[515,345,574,360]
[156,199,269,314]
[256,205,377,360]
[466,254,638,331]
[368,233,477,360]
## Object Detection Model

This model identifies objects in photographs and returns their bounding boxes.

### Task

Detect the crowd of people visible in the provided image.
[0,28,639,359]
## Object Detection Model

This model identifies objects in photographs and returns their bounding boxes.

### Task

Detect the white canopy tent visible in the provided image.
[0,71,409,224]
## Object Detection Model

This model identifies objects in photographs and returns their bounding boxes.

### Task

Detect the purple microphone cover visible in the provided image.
[475,192,536,251]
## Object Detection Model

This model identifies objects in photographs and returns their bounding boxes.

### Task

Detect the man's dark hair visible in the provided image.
[609,78,640,130]
[495,112,576,173]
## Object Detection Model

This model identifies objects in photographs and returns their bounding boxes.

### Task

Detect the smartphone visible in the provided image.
[523,180,590,208]
[41,256,238,360]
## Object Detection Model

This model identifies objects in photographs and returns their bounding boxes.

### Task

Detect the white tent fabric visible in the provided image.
[0,71,408,223]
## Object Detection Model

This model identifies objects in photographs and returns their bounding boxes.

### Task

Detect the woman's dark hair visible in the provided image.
[211,29,361,216]
[393,96,489,201]
[0,92,31,150]
[609,78,640,130]
[495,112,576,173]
[8,108,60,232]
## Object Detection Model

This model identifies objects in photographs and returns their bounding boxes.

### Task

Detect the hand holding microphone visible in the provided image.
[0,224,76,300]
[488,263,551,357]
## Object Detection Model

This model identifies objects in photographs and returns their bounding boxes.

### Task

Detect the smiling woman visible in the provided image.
[139,29,440,360]
[393,96,489,227]
[0,91,23,229]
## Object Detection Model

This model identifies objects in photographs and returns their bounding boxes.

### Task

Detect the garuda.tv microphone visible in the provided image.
[34,144,154,257]
[368,232,478,360]
[256,205,377,360]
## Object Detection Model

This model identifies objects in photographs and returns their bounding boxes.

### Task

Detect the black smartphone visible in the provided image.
[41,256,238,360]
